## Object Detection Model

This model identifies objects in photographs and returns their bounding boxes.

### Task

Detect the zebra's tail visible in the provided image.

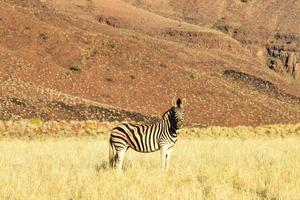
[108,137,116,168]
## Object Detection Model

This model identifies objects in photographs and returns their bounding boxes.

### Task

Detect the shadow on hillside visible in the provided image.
[223,70,300,104]
[0,97,160,123]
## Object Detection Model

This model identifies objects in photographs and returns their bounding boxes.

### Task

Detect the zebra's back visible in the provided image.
[110,123,161,153]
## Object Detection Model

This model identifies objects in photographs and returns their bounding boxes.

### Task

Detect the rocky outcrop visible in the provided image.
[267,47,298,75]
[266,33,300,78]
[213,19,269,46]
[96,15,125,28]
[160,28,244,53]
[223,70,300,104]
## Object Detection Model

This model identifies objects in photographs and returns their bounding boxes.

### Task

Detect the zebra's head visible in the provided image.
[163,98,186,129]
[173,98,185,129]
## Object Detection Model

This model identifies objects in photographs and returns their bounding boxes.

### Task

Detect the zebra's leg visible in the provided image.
[165,148,172,170]
[109,138,117,168]
[160,147,167,170]
[116,149,126,171]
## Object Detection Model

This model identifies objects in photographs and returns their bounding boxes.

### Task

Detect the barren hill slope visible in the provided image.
[124,0,300,77]
[0,76,159,122]
[0,0,300,126]
[123,0,300,46]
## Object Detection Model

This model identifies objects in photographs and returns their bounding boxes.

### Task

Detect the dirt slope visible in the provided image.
[0,76,159,122]
[124,0,300,77]
[124,0,300,45]
[1,0,300,126]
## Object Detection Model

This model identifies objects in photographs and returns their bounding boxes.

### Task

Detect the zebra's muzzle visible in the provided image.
[177,121,183,128]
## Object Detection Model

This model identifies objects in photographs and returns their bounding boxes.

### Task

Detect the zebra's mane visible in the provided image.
[162,106,175,120]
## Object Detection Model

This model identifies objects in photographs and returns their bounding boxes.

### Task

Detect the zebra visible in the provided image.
[108,98,185,171]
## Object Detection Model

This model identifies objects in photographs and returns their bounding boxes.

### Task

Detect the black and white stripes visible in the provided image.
[109,98,185,170]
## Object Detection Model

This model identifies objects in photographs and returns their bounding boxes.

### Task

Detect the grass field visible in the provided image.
[0,136,300,200]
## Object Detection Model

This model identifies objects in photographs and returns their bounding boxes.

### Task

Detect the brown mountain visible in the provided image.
[125,0,300,77]
[0,0,300,126]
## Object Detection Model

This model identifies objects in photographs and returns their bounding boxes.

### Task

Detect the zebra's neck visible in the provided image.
[159,109,178,140]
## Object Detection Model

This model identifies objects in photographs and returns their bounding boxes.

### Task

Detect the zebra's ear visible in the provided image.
[172,97,176,107]
[176,98,182,107]
[182,98,186,107]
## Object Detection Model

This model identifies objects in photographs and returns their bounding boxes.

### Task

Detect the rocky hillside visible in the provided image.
[1,0,300,126]
[124,0,300,78]
[0,77,159,123]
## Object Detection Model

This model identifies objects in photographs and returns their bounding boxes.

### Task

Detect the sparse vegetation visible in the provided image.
[69,64,81,72]
[1,119,300,139]
[39,32,49,40]
[240,0,251,3]
[0,120,112,138]
[159,63,167,68]
[110,42,116,49]
[105,77,113,82]
[129,74,135,79]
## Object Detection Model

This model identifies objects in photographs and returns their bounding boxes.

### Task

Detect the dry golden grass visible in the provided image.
[1,135,300,199]
[2,119,300,139]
